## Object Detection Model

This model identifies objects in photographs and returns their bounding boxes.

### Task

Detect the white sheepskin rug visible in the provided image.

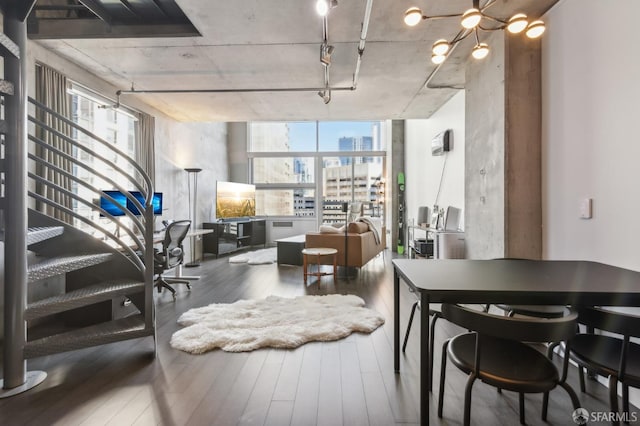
[170,294,385,353]
[228,247,277,264]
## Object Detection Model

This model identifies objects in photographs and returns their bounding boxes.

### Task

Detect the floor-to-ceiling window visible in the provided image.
[68,84,138,234]
[248,121,386,224]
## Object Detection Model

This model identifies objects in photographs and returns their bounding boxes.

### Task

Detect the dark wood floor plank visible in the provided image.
[339,341,369,426]
[238,349,284,425]
[264,400,294,426]
[272,346,304,401]
[317,343,343,426]
[290,342,322,425]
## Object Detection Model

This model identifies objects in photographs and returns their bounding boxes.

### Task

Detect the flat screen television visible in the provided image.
[99,190,163,217]
[216,181,256,219]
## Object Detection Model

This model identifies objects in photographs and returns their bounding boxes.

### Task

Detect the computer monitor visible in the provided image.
[128,191,163,216]
[99,190,127,217]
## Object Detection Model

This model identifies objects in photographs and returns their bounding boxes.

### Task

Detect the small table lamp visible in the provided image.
[184,167,202,267]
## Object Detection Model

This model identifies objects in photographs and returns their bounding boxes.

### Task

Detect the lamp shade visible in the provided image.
[472,43,489,59]
[507,13,528,34]
[404,7,423,26]
[461,8,481,29]
[525,20,545,38]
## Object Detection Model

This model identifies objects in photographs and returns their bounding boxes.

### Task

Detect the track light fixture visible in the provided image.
[403,0,545,65]
[320,43,334,66]
[316,0,338,17]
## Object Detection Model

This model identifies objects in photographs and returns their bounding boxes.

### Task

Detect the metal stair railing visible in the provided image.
[26,96,155,333]
[2,8,156,397]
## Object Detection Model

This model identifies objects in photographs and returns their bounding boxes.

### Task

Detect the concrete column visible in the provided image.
[464,31,542,259]
[228,122,248,183]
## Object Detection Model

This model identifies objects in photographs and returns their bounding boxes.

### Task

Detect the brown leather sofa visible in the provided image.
[305,222,386,267]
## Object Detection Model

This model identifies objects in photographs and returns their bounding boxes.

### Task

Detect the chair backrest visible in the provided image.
[577,306,640,337]
[162,220,191,269]
[347,202,363,222]
[441,303,578,343]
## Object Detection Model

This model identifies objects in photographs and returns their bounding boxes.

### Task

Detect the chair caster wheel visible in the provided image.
[187,284,191,290]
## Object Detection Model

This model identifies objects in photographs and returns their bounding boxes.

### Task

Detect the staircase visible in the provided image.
[0,7,155,396]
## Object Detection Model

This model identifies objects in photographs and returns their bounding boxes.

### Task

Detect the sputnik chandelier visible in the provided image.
[403,0,545,64]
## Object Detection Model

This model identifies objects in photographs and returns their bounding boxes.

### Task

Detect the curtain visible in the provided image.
[136,112,156,186]
[35,64,73,223]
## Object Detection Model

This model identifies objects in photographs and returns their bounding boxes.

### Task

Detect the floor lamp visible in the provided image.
[185,167,202,267]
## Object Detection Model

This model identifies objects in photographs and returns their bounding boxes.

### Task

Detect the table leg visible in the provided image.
[420,292,430,425]
[333,253,337,284]
[303,254,308,284]
[394,269,400,372]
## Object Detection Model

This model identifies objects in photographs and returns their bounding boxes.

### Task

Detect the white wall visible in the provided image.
[405,91,465,230]
[542,0,640,404]
[542,0,640,270]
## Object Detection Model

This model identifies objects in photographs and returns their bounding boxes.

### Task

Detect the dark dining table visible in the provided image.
[392,258,640,425]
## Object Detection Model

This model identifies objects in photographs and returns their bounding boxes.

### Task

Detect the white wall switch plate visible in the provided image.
[580,198,592,219]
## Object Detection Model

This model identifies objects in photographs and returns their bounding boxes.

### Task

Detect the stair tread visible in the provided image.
[28,253,113,282]
[0,32,20,59]
[26,279,145,321]
[27,226,64,246]
[24,315,152,359]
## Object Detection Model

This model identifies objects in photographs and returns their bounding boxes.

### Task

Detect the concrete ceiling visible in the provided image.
[31,0,557,122]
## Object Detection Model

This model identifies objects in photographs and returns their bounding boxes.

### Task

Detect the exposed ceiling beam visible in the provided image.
[28,19,200,39]
[78,0,113,25]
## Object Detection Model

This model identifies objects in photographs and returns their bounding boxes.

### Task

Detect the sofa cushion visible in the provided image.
[319,224,344,234]
[347,222,369,234]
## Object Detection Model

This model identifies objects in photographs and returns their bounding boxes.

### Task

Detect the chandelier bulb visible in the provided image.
[404,7,423,26]
[507,13,528,34]
[431,54,446,65]
[316,0,329,16]
[525,20,545,39]
[432,39,450,56]
[472,43,489,59]
[461,8,481,29]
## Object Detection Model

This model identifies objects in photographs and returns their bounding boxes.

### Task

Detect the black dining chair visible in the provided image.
[437,303,580,426]
[401,299,441,391]
[570,307,640,426]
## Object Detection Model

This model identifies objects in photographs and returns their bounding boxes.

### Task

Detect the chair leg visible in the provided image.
[519,393,525,425]
[402,301,419,353]
[438,340,450,418]
[542,391,549,421]
[463,373,477,426]
[623,384,630,424]
[429,311,440,392]
[558,381,582,411]
[609,376,621,426]
[579,366,586,392]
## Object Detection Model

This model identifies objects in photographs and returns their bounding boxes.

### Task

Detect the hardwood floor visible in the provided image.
[0,250,630,425]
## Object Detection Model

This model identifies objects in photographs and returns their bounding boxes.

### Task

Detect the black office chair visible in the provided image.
[570,307,640,426]
[154,220,191,299]
[437,303,580,426]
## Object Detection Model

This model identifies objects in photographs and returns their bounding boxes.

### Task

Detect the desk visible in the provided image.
[392,259,640,425]
[174,228,213,280]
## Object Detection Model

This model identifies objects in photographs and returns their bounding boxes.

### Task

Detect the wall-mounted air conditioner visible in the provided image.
[431,129,452,156]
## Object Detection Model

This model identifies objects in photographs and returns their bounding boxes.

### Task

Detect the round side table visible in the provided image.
[301,248,338,285]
